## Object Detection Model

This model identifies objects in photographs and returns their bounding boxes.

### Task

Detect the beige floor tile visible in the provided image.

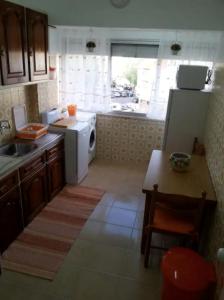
[106,207,137,227]
[97,193,115,206]
[138,196,146,211]
[130,229,142,250]
[98,222,133,248]
[0,278,68,300]
[0,269,50,290]
[116,276,162,300]
[79,219,104,241]
[0,159,161,299]
[112,194,143,211]
[82,159,147,196]
[134,211,144,229]
[69,269,119,300]
[119,250,162,284]
[89,204,111,222]
[67,239,127,276]
[80,220,133,248]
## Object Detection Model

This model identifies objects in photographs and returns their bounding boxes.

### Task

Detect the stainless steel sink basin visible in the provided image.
[0,143,38,157]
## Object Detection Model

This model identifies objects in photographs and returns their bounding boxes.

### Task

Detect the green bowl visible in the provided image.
[169,152,191,172]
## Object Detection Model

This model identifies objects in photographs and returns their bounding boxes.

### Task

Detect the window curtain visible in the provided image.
[147,31,222,120]
[59,55,111,112]
[57,27,111,112]
[50,27,222,117]
[148,60,214,120]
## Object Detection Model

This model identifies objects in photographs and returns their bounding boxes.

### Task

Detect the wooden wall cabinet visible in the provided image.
[0,0,29,85]
[26,9,48,81]
[0,0,48,85]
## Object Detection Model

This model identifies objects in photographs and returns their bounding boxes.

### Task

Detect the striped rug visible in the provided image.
[2,185,104,280]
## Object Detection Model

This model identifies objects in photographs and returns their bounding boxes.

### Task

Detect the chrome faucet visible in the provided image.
[0,120,11,134]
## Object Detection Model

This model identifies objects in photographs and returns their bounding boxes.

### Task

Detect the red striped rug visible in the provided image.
[2,185,104,280]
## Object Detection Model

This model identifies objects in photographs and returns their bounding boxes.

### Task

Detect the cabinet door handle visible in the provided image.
[6,201,11,206]
[0,46,5,57]
[0,185,8,194]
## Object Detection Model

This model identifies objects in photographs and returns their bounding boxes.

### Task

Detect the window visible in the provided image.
[111,43,159,115]
[58,43,213,120]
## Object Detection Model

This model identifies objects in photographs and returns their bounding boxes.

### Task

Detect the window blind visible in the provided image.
[111,43,159,59]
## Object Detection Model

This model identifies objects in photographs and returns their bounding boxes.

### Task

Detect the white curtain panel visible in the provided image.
[59,54,111,112]
[148,59,214,120]
[149,31,222,120]
[57,27,111,112]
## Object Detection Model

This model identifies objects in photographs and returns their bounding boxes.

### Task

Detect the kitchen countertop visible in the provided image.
[0,132,64,180]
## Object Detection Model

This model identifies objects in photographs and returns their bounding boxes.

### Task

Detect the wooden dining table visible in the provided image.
[141,150,217,254]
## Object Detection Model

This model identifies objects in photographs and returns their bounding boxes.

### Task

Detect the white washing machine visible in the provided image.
[42,110,89,184]
[76,111,96,164]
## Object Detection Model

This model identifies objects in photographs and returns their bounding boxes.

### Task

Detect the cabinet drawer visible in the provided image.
[0,171,18,198]
[20,153,46,180]
[46,141,64,161]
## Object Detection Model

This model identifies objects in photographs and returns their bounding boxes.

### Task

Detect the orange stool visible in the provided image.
[161,247,216,300]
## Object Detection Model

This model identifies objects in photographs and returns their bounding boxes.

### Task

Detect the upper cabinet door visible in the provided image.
[0,1,29,85]
[26,9,48,81]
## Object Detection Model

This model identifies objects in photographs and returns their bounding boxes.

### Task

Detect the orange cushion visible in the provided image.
[150,206,196,236]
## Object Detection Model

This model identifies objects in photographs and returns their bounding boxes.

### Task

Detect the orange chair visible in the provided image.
[144,184,206,268]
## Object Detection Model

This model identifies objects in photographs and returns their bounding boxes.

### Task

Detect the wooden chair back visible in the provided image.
[149,184,206,233]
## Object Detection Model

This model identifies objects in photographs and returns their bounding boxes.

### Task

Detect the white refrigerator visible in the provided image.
[163,89,210,154]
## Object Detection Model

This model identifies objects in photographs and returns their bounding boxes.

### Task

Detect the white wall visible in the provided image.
[10,0,224,30]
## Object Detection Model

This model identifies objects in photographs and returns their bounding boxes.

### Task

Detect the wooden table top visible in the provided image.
[143,150,216,204]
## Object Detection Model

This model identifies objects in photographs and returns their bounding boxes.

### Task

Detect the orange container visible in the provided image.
[161,247,216,300]
[67,104,77,117]
[16,124,48,140]
[12,105,48,140]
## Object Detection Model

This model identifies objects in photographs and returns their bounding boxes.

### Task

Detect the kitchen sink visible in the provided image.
[0,143,38,157]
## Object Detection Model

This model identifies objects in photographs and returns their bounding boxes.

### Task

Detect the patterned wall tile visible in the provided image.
[0,86,32,144]
[37,81,59,115]
[96,114,165,163]
[0,80,59,144]
[204,63,224,268]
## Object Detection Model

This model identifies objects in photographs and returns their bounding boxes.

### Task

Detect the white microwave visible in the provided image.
[176,65,208,90]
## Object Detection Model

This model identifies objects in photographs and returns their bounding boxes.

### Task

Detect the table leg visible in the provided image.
[141,192,151,254]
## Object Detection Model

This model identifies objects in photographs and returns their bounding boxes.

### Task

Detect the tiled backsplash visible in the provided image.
[0,81,58,144]
[37,81,59,115]
[96,114,165,163]
[0,86,31,144]
[204,63,224,262]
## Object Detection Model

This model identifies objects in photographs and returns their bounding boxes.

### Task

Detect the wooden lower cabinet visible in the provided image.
[47,155,65,200]
[0,187,23,253]
[0,139,65,250]
[21,166,48,225]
